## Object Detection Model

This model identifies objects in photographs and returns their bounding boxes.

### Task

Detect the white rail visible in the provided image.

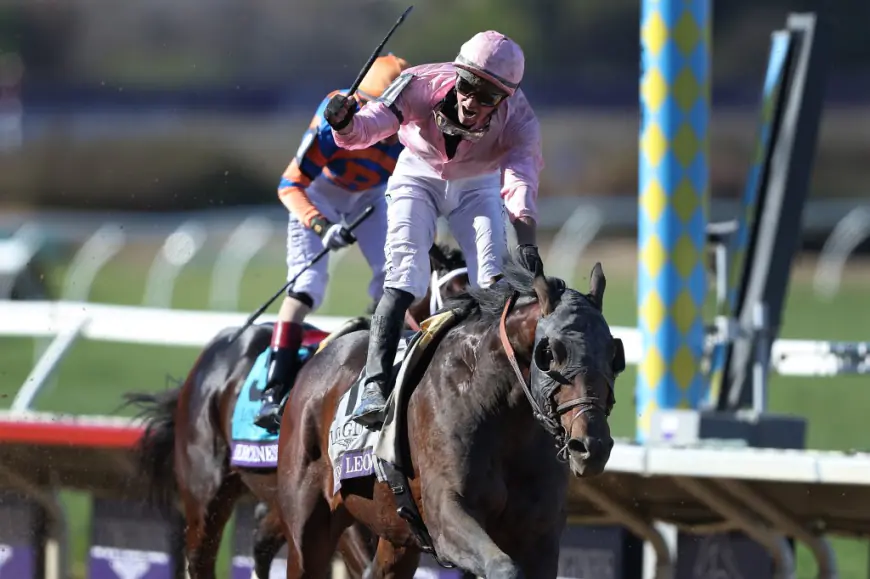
[2,300,867,377]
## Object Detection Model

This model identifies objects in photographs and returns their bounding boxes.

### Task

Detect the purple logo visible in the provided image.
[0,544,35,579]
[332,448,377,492]
[230,442,279,468]
[88,546,170,579]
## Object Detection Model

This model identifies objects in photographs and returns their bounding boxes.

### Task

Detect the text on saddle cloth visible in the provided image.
[229,325,327,469]
[230,348,283,469]
[327,310,461,494]
[327,336,410,494]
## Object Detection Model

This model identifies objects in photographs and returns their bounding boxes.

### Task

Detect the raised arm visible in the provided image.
[325,73,417,150]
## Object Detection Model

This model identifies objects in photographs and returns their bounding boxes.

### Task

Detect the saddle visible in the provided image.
[331,308,465,568]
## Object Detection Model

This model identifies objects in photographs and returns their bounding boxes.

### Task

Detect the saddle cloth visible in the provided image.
[327,310,459,494]
[229,322,355,470]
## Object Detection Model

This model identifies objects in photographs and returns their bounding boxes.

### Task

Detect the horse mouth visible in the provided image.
[566,437,612,477]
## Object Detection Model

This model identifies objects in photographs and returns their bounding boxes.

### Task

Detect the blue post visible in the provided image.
[637,0,710,441]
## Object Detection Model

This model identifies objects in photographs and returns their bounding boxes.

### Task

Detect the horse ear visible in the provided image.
[533,272,555,316]
[588,262,606,310]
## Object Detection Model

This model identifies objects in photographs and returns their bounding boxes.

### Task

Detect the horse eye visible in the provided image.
[534,338,554,371]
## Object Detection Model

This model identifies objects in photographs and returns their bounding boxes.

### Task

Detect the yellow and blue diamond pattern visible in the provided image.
[637,0,710,440]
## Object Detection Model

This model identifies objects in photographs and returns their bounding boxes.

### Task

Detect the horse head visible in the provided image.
[489,261,624,478]
[528,263,625,477]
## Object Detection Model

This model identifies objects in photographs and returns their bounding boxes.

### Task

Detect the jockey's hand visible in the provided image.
[321,223,357,251]
[324,94,356,133]
[515,244,544,277]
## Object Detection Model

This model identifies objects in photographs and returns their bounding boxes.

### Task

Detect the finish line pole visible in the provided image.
[637,0,710,442]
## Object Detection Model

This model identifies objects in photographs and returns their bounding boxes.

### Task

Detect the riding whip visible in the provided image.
[346,5,414,98]
[228,204,376,344]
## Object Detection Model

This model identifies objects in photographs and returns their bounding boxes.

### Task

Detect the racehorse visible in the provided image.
[125,244,469,579]
[274,258,625,579]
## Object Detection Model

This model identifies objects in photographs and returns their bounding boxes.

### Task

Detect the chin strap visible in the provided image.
[433,99,491,141]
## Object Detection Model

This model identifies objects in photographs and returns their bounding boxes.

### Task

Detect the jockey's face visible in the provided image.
[455,72,507,128]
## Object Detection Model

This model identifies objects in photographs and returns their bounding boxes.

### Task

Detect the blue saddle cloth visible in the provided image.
[229,345,312,469]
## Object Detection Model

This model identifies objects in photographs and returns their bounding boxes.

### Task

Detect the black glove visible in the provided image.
[309,215,332,237]
[515,244,544,277]
[324,94,356,132]
[311,215,356,250]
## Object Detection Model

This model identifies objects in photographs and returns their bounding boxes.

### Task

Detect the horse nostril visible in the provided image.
[567,438,588,456]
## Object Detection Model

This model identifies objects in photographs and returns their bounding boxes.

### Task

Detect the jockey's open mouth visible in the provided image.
[459,103,478,125]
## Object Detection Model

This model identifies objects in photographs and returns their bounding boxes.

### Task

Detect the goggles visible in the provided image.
[455,73,507,107]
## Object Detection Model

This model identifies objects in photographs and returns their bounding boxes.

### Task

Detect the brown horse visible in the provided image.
[274,258,626,579]
[125,244,470,579]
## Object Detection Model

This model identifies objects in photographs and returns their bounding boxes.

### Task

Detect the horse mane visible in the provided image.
[441,256,565,322]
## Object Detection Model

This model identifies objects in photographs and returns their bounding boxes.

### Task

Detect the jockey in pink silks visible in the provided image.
[323,30,546,427]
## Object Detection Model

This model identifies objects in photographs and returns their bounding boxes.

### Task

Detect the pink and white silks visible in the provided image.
[332,61,544,300]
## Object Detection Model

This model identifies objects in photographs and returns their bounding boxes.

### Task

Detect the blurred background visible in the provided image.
[2,0,870,577]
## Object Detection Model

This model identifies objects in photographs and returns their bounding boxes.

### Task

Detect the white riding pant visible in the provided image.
[383,149,508,300]
[286,178,387,310]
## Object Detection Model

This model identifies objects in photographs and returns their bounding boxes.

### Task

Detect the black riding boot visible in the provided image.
[254,321,304,432]
[351,288,415,427]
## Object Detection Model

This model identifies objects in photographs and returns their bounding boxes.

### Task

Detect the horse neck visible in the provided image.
[463,319,539,427]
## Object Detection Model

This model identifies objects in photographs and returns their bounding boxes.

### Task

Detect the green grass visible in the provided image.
[2,241,869,578]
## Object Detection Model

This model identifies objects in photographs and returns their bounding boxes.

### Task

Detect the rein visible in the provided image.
[404,311,422,332]
[497,290,612,462]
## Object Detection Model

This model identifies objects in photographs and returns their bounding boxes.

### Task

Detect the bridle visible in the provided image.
[403,265,469,333]
[497,290,615,462]
[429,266,469,315]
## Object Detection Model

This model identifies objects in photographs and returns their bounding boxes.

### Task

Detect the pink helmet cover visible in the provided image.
[454,31,524,96]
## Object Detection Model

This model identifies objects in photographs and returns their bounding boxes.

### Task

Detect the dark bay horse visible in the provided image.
[274,259,626,579]
[126,244,469,579]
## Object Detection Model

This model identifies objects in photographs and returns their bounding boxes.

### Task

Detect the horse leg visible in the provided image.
[182,474,245,579]
[514,532,562,579]
[362,538,420,579]
[427,496,523,579]
[280,478,347,579]
[253,503,286,579]
[336,524,377,579]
